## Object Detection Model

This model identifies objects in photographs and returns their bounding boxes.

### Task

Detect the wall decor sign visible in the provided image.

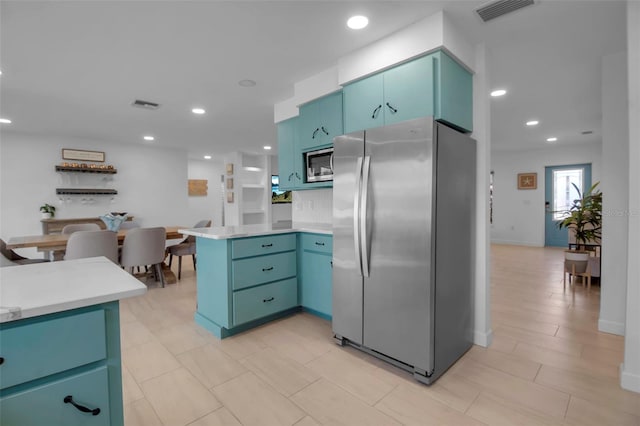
[226,178,234,189]
[227,191,234,203]
[188,179,208,196]
[226,163,234,175]
[62,149,105,162]
[517,172,537,190]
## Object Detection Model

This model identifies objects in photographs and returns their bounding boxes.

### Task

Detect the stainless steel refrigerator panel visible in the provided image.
[361,117,435,373]
[332,133,365,344]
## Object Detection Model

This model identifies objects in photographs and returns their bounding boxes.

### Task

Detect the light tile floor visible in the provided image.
[121,245,640,426]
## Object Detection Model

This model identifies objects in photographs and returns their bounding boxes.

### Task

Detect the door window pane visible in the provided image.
[553,169,583,220]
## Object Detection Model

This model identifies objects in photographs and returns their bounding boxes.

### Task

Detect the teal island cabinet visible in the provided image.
[0,258,146,426]
[183,224,333,338]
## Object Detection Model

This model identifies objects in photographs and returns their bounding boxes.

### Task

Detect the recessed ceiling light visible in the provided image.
[546,137,557,142]
[347,15,369,29]
[204,155,212,160]
[263,146,272,150]
[0,118,12,124]
[238,79,256,87]
[0,70,3,76]
[490,89,507,97]
[526,120,539,126]
[143,135,155,141]
[192,108,206,115]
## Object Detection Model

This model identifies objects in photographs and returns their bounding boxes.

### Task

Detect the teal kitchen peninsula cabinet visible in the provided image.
[0,258,146,426]
[299,233,333,320]
[195,233,299,338]
[298,91,343,151]
[343,50,472,133]
[277,117,303,190]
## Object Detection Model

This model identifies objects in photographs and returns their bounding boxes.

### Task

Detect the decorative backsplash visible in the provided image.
[292,188,332,224]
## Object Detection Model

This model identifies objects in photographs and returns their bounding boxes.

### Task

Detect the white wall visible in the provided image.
[491,144,602,246]
[0,133,192,256]
[600,51,629,336]
[187,159,223,227]
[622,0,640,394]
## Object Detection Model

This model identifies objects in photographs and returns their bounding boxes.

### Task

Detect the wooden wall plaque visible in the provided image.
[188,179,208,196]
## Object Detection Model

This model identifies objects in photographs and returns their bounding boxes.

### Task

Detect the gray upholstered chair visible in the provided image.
[167,219,211,280]
[120,227,167,287]
[61,223,101,234]
[64,230,119,263]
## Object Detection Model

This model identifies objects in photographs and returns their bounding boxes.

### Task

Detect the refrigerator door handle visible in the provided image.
[360,156,371,278]
[353,156,364,276]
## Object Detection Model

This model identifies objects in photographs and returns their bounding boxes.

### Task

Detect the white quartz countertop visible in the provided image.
[179,222,332,240]
[0,257,147,323]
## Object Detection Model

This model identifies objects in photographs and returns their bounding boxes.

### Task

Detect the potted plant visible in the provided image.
[557,181,602,278]
[40,203,56,219]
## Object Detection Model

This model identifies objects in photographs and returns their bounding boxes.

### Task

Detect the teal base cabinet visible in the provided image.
[299,233,333,320]
[0,302,123,426]
[343,49,472,134]
[195,234,299,338]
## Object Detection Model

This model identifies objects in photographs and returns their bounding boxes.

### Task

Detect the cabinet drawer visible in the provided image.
[231,234,296,259]
[233,278,298,325]
[232,251,296,290]
[0,366,110,426]
[0,309,107,390]
[300,233,332,255]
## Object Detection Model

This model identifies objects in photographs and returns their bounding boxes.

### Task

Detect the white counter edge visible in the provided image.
[179,223,333,240]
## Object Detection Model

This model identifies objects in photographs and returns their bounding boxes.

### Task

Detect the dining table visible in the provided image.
[5,226,186,284]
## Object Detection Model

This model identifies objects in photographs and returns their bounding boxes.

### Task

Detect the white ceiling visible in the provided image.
[0,1,627,158]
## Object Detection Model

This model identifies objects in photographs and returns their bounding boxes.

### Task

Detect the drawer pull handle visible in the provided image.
[263,297,275,303]
[315,242,325,246]
[64,395,101,416]
[262,266,274,272]
[0,356,4,365]
[261,243,273,248]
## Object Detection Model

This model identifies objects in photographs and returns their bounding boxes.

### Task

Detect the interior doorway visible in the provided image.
[544,163,592,247]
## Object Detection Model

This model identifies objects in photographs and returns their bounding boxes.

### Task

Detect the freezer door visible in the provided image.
[332,132,365,344]
[362,117,435,373]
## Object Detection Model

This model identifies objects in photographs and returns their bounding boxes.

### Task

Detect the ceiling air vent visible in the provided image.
[131,99,160,110]
[476,0,535,22]
[581,130,594,135]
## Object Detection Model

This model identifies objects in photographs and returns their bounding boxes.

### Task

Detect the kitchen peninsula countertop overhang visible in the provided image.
[179,221,332,240]
[0,257,147,323]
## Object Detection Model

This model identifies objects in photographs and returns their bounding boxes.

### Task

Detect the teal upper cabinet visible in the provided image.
[277,117,303,190]
[298,91,343,150]
[343,50,472,133]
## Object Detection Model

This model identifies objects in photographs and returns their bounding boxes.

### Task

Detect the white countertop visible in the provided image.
[179,222,333,240]
[0,257,147,323]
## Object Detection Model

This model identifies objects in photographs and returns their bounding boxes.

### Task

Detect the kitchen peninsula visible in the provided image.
[180,222,333,339]
[0,258,146,426]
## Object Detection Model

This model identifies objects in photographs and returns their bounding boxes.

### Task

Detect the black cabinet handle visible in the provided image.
[321,126,329,135]
[262,266,274,271]
[371,104,382,119]
[386,102,398,113]
[288,173,294,181]
[261,243,273,248]
[315,241,325,246]
[312,128,320,139]
[64,395,101,416]
[0,357,4,365]
[263,297,275,303]
[295,172,301,180]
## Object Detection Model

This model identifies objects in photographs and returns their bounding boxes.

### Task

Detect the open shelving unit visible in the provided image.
[55,164,118,200]
[223,152,271,226]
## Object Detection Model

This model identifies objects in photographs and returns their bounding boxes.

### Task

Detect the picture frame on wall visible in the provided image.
[227,191,234,203]
[226,178,234,189]
[226,163,234,175]
[517,172,537,190]
[62,148,105,162]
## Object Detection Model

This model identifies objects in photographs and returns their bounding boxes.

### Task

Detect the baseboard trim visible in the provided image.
[598,319,625,336]
[473,328,493,347]
[620,364,640,393]
[490,239,542,247]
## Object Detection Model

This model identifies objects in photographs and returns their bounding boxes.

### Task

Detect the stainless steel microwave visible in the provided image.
[305,147,333,182]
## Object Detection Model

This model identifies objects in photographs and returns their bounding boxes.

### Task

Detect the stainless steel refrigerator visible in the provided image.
[332,116,476,384]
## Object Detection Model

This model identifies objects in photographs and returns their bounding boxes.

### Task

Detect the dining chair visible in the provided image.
[167,219,211,280]
[120,227,167,287]
[64,230,119,263]
[61,223,101,234]
[1,238,50,265]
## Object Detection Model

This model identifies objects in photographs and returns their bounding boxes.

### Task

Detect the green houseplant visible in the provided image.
[40,203,56,219]
[556,181,603,249]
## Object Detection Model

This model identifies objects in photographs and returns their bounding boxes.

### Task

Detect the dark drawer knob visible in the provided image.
[0,356,4,365]
[261,243,273,248]
[64,395,101,416]
[263,297,275,303]
[262,266,274,272]
[315,242,325,246]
